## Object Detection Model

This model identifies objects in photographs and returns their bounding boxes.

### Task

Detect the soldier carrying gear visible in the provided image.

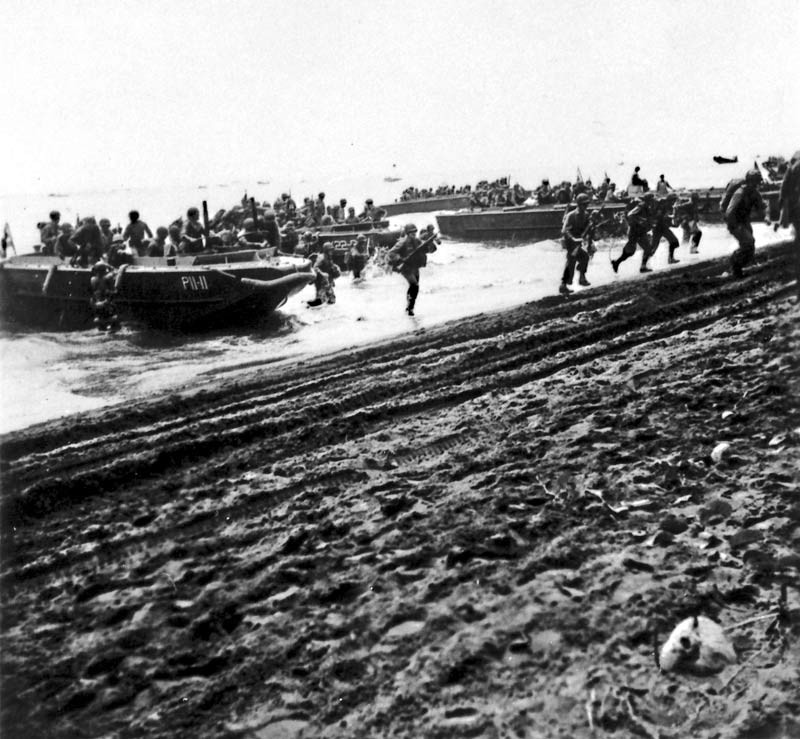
[387,223,438,316]
[673,191,704,253]
[651,194,681,265]
[559,193,595,295]
[612,192,656,274]
[726,170,768,279]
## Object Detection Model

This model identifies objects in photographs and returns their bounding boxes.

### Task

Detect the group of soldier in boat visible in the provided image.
[20,151,800,323]
[34,189,393,269]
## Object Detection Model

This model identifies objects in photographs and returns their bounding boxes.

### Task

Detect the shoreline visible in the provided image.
[1,241,798,738]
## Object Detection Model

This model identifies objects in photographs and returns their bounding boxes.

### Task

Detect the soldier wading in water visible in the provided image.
[90,259,120,331]
[387,223,438,315]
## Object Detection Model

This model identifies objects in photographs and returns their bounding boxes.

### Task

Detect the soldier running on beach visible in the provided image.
[559,193,595,295]
[650,194,681,264]
[611,192,655,274]
[776,150,800,292]
[726,169,767,279]
[673,191,703,253]
[387,223,438,316]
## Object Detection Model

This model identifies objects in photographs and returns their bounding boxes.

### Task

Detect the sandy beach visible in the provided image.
[1,240,798,738]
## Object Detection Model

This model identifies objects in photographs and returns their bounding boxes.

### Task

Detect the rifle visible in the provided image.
[202,201,211,249]
[580,201,606,239]
[580,202,610,259]
[389,232,438,272]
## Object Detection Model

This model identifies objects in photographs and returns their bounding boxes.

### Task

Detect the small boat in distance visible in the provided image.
[383,176,402,182]
[0,249,315,331]
[713,155,738,164]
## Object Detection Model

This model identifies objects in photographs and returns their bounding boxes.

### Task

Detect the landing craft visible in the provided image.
[0,248,315,331]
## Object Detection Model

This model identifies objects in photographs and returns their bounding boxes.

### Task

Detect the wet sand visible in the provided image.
[1,240,799,738]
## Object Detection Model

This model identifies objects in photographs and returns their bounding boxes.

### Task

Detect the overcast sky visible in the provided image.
[1,0,797,194]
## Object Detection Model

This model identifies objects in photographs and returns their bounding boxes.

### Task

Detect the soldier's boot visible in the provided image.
[406,294,416,316]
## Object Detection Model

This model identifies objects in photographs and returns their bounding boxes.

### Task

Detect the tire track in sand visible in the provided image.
[1,242,794,588]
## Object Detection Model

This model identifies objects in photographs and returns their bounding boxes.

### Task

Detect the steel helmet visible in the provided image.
[405,223,418,234]
[745,168,762,182]
[576,193,590,205]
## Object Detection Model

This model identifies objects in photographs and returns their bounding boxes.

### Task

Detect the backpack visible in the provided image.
[719,178,745,213]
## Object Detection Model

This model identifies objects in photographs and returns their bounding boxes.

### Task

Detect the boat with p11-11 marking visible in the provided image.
[0,248,315,331]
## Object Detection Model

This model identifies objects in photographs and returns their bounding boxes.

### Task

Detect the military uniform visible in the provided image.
[650,196,680,263]
[310,249,340,305]
[350,235,369,280]
[387,225,437,315]
[673,195,703,253]
[69,221,105,267]
[612,195,654,274]
[559,195,594,294]
[726,176,766,278]
[777,151,800,290]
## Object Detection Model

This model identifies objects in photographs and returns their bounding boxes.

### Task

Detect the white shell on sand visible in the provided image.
[659,615,737,674]
[710,442,731,463]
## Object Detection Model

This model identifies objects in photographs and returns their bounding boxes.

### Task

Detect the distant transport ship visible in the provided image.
[0,248,315,331]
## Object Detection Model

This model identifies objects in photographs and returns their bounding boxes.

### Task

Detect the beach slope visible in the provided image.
[2,240,799,738]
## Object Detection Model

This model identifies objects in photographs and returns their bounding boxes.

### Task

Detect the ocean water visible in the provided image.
[0,151,780,249]
[0,159,788,433]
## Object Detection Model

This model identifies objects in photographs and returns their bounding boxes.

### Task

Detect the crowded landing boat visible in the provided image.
[0,188,403,332]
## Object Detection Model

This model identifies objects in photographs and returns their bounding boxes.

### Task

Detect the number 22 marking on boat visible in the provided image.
[181,275,209,291]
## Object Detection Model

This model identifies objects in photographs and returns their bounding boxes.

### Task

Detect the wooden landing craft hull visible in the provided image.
[325,220,390,232]
[378,195,471,217]
[0,250,315,331]
[436,190,781,242]
[436,203,625,242]
[313,227,403,269]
